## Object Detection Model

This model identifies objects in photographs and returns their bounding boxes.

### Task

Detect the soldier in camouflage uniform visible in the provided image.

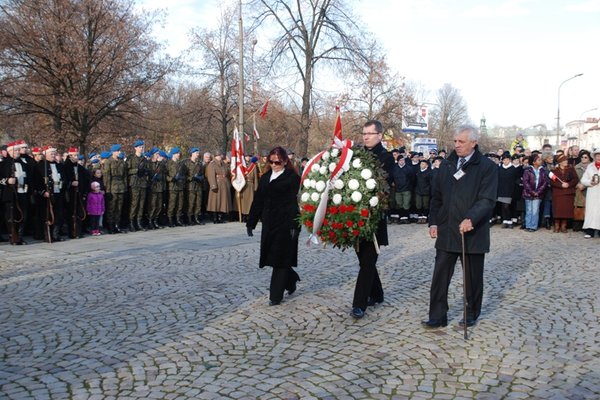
[104,144,127,233]
[166,147,186,227]
[184,147,204,225]
[147,150,167,229]
[126,140,151,231]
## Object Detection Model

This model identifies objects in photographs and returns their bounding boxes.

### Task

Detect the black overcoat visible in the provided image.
[247,168,301,269]
[429,149,498,254]
[365,142,395,246]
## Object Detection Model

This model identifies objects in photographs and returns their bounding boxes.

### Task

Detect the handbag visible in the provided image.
[574,207,585,221]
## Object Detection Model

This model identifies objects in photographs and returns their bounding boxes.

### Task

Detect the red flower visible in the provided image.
[352,229,360,236]
[339,204,347,213]
[317,230,321,236]
[305,220,313,228]
[328,206,338,214]
[358,220,365,227]
[345,220,354,227]
[347,205,355,212]
[328,231,336,239]
[360,209,369,217]
[323,219,329,226]
[303,204,316,212]
[343,232,348,238]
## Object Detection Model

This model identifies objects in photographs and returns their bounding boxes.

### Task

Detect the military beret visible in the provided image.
[110,144,121,152]
[133,139,144,148]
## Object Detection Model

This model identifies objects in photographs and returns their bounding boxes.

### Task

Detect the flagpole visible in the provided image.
[238,0,245,143]
[237,192,242,222]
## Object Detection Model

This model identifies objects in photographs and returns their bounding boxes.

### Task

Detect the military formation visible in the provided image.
[0,139,262,245]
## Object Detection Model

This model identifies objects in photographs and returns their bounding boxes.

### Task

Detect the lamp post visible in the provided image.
[556,73,583,147]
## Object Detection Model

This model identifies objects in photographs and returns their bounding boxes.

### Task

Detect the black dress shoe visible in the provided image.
[421,317,448,328]
[459,318,477,327]
[269,300,281,306]
[287,282,297,296]
[351,307,365,319]
[367,297,384,307]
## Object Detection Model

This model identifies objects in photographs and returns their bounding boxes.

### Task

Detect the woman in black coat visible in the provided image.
[246,146,301,305]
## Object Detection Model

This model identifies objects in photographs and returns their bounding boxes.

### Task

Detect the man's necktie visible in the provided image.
[458,157,466,170]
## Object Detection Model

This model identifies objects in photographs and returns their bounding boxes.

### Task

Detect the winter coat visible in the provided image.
[574,162,589,208]
[415,168,432,196]
[205,159,232,213]
[86,191,105,216]
[247,168,301,269]
[392,164,414,192]
[581,163,600,230]
[497,164,520,198]
[549,165,579,218]
[522,166,549,200]
[368,142,395,246]
[429,149,498,254]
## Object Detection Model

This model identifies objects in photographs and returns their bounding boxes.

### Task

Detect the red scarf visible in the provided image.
[595,162,600,170]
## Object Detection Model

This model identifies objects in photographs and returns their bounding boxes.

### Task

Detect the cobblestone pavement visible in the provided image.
[1,222,599,400]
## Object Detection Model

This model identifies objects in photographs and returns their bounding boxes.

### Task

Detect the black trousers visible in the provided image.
[269,267,300,303]
[352,240,384,310]
[428,249,485,321]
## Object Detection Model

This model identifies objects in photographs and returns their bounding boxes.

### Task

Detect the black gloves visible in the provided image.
[246,227,253,237]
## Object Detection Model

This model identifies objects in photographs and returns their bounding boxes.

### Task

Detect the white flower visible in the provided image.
[351,191,362,202]
[308,179,316,189]
[333,179,344,190]
[319,166,327,175]
[310,192,320,202]
[311,163,320,173]
[369,196,379,207]
[365,178,377,190]
[332,193,342,205]
[331,148,339,157]
[352,158,362,168]
[321,151,330,161]
[302,179,312,189]
[328,162,337,172]
[361,169,373,180]
[348,179,360,191]
[300,192,310,202]
[315,180,326,192]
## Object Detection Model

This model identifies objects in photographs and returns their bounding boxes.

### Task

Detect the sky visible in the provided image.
[137,0,600,130]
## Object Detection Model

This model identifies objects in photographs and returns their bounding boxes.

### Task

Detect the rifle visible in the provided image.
[9,157,24,244]
[43,159,55,243]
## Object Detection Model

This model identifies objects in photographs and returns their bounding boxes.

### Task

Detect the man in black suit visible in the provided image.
[351,120,396,319]
[422,125,498,328]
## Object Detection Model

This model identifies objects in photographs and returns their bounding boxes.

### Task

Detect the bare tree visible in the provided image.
[253,0,366,156]
[0,0,174,154]
[188,7,242,155]
[345,41,409,138]
[428,83,470,150]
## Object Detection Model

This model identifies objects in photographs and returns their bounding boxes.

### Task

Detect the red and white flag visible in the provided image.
[253,115,260,140]
[333,105,342,141]
[548,171,564,183]
[259,100,269,119]
[231,126,247,192]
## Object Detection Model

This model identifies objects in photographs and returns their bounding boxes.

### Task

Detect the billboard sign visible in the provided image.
[402,105,429,134]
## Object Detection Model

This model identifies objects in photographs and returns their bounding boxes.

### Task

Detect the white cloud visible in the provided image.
[565,0,600,13]
[462,0,530,18]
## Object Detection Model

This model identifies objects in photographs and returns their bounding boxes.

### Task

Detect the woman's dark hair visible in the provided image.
[579,150,591,160]
[528,154,541,165]
[267,146,298,173]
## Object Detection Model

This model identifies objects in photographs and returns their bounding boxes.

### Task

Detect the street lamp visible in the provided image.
[556,73,583,146]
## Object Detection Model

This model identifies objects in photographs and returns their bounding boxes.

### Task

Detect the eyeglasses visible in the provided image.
[362,132,380,135]
[268,160,283,165]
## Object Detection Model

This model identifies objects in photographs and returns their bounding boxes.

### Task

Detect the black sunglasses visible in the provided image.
[268,160,283,165]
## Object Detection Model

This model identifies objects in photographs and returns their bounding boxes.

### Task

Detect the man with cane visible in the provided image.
[422,125,497,334]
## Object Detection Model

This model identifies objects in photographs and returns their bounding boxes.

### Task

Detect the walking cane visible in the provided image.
[461,231,469,340]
